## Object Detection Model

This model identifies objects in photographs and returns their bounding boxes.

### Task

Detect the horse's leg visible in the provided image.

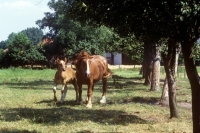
[72,79,79,103]
[100,78,107,103]
[77,81,83,104]
[86,83,94,103]
[53,83,57,101]
[86,80,93,108]
[60,84,68,103]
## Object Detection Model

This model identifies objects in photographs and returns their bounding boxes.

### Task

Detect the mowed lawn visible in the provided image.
[0,66,193,133]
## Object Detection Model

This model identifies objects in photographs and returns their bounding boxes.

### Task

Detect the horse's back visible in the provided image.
[54,67,76,84]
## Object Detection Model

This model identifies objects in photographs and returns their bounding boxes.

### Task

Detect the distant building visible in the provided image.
[106,53,122,65]
[106,53,137,65]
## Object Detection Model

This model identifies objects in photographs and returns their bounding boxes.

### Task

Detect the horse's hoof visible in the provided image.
[100,98,106,104]
[86,103,92,108]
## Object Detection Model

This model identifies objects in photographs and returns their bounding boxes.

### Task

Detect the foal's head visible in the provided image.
[56,57,67,71]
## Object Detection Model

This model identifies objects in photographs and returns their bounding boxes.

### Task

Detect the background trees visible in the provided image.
[0,0,200,131]
[20,27,43,45]
[63,0,200,132]
[0,33,46,68]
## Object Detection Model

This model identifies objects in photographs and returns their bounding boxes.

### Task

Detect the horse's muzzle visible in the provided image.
[85,73,90,78]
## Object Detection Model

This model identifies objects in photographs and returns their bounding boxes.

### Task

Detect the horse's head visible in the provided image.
[56,57,67,71]
[71,51,90,69]
[71,50,93,78]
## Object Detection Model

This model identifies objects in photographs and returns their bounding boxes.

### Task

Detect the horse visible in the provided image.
[53,57,78,103]
[71,51,112,108]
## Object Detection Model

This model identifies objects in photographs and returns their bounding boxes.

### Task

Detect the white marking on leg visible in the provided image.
[86,96,88,102]
[100,96,106,103]
[53,84,57,91]
[86,99,92,108]
[60,85,67,103]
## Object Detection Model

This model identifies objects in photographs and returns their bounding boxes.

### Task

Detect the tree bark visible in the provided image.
[161,43,181,105]
[143,44,153,85]
[150,44,161,91]
[162,40,180,118]
[161,77,169,101]
[181,40,200,132]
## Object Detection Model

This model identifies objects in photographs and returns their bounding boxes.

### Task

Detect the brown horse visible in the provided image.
[72,51,111,108]
[53,57,78,103]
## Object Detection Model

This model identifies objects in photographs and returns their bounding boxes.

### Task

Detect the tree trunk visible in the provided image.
[181,40,200,132]
[161,77,169,101]
[162,40,180,118]
[143,44,153,85]
[139,63,143,76]
[150,44,161,91]
[161,43,181,104]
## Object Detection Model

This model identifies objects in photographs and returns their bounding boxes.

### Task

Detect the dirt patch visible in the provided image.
[158,100,192,109]
[108,65,142,69]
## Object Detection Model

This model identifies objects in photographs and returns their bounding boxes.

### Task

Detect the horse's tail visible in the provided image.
[103,68,113,79]
[71,64,77,71]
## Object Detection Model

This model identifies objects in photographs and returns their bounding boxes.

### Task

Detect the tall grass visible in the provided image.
[0,67,193,133]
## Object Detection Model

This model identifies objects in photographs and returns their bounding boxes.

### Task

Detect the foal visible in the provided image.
[53,57,78,103]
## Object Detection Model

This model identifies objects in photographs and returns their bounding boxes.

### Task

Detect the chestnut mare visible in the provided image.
[53,57,78,103]
[72,51,111,108]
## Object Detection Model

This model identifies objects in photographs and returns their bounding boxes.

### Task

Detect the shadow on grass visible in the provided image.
[94,75,144,89]
[36,99,79,107]
[0,105,148,126]
[0,80,53,90]
[121,96,159,105]
[0,74,143,92]
[0,128,39,133]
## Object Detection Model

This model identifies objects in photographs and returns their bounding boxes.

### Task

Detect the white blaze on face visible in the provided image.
[86,59,90,75]
[60,60,65,70]
[60,60,65,66]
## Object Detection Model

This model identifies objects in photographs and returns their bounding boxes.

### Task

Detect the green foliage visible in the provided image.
[0,41,7,49]
[121,35,144,64]
[7,32,18,45]
[6,33,46,66]
[67,0,200,43]
[36,0,123,58]
[193,42,200,62]
[20,27,43,45]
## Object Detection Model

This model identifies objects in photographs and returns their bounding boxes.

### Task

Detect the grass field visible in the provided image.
[0,66,193,133]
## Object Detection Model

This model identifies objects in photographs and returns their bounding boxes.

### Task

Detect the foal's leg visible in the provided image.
[72,79,79,103]
[60,84,68,103]
[100,78,107,103]
[53,83,57,101]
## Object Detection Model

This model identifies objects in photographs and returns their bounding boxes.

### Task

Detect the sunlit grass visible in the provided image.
[0,67,193,133]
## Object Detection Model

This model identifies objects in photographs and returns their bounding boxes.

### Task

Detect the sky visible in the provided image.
[0,0,53,41]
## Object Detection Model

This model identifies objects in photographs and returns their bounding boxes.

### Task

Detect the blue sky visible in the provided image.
[0,0,53,41]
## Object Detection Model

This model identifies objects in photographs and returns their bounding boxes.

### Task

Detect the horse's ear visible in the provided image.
[64,57,67,63]
[88,56,93,59]
[56,58,60,64]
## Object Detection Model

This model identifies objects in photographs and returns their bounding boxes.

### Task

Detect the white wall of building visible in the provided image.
[106,53,122,65]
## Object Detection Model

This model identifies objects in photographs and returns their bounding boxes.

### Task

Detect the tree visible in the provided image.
[66,0,200,131]
[0,41,7,49]
[7,33,46,67]
[20,27,44,45]
[36,1,122,59]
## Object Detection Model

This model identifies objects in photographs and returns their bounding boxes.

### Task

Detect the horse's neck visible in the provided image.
[57,67,64,73]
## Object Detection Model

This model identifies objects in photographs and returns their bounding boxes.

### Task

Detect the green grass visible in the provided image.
[0,67,193,133]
